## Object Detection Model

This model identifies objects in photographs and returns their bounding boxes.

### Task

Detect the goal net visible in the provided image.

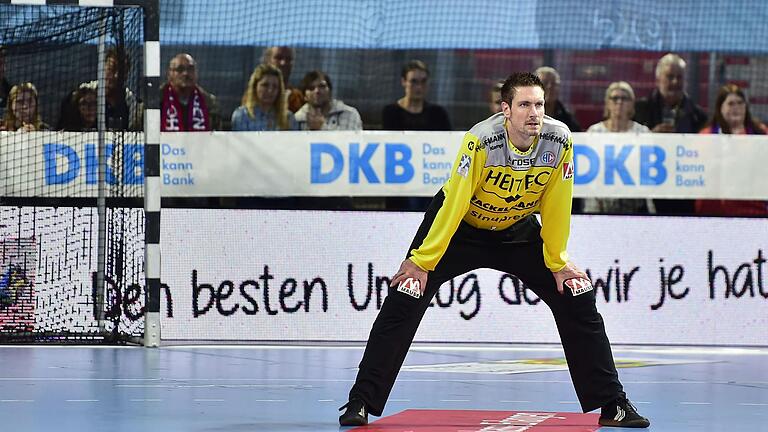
[0,3,146,343]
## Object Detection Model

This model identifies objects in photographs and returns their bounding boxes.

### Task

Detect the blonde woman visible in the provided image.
[1,82,49,131]
[585,81,652,214]
[231,64,296,131]
[587,81,649,133]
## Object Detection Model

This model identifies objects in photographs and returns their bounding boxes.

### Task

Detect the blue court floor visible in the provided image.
[0,344,765,431]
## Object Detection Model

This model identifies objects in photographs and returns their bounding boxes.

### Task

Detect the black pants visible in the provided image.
[348,191,624,416]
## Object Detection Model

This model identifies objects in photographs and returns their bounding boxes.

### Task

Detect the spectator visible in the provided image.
[59,84,98,131]
[381,60,451,131]
[585,81,653,214]
[635,54,706,214]
[489,79,504,114]
[161,53,221,131]
[295,70,362,130]
[262,46,304,113]
[0,46,10,120]
[1,82,50,132]
[57,47,141,131]
[231,64,296,131]
[696,83,768,216]
[535,66,582,132]
[634,53,707,133]
[587,82,650,133]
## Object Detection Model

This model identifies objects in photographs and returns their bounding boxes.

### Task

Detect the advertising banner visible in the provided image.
[2,131,766,200]
[158,131,768,199]
[159,210,768,346]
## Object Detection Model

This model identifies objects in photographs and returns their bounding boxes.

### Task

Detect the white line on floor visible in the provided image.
[738,403,768,406]
[0,400,34,402]
[318,399,335,402]
[66,399,98,402]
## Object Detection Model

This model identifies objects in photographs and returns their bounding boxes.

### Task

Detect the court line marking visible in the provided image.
[1,399,34,402]
[66,399,99,402]
[3,377,766,386]
[739,403,768,406]
[157,345,768,356]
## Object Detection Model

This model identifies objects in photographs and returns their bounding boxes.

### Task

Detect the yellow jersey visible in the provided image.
[409,113,574,272]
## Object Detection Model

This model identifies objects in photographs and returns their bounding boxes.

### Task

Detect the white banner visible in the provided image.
[159,132,768,199]
[2,131,767,199]
[159,210,768,346]
[0,131,144,197]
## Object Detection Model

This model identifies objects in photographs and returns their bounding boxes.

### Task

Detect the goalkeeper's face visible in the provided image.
[502,86,545,139]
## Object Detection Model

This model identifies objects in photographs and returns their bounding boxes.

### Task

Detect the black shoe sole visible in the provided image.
[339,416,368,427]
[598,418,651,428]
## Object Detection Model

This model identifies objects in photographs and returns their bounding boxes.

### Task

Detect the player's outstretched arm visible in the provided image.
[552,261,589,295]
[390,258,428,295]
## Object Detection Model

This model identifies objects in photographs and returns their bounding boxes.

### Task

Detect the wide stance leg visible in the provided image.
[347,276,438,416]
[497,243,623,412]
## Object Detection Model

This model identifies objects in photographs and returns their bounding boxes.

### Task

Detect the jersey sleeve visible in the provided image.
[409,132,485,271]
[538,134,574,272]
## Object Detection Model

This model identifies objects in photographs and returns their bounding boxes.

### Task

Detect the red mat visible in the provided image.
[351,410,601,432]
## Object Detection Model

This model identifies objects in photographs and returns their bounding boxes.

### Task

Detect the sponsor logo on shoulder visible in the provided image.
[540,151,555,164]
[397,278,422,299]
[457,154,471,177]
[562,161,574,180]
[564,277,593,296]
[481,132,505,149]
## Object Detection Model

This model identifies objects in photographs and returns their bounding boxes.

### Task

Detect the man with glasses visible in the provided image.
[381,59,451,131]
[161,53,221,131]
[295,70,362,131]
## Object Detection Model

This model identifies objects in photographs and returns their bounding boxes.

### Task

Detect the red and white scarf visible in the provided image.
[161,84,211,131]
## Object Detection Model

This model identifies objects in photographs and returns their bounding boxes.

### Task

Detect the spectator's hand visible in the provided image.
[552,261,589,295]
[390,258,428,295]
[17,123,36,132]
[306,107,326,130]
[651,123,675,133]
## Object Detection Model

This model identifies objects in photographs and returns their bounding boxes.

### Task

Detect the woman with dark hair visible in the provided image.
[59,84,97,131]
[700,83,767,135]
[696,84,768,216]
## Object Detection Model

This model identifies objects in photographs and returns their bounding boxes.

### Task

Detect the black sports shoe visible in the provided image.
[599,396,650,428]
[339,398,368,426]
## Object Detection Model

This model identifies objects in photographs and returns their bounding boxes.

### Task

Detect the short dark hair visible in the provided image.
[300,70,333,93]
[401,59,429,79]
[501,72,544,105]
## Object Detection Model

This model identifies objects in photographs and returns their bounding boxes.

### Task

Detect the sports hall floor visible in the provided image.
[0,344,765,431]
